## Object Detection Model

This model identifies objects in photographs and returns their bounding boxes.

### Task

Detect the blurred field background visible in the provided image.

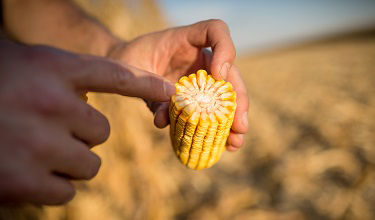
[1,0,375,219]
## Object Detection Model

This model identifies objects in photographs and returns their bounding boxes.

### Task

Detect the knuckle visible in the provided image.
[111,63,132,92]
[209,19,229,29]
[33,87,69,116]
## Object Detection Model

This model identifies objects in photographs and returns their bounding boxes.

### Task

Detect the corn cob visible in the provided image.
[169,70,237,170]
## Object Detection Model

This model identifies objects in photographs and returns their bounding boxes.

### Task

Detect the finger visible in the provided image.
[0,168,75,205]
[226,145,240,152]
[38,129,102,180]
[154,102,170,128]
[227,131,244,148]
[70,57,176,101]
[61,95,110,147]
[143,100,170,128]
[0,160,73,205]
[226,65,249,134]
[50,139,101,180]
[39,89,110,147]
[187,19,236,80]
[144,99,163,114]
[33,175,75,205]
[7,164,75,205]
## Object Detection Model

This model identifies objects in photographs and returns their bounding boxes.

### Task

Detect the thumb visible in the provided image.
[70,57,176,101]
[186,19,236,80]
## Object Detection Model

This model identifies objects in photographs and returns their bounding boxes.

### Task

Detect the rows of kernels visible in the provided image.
[169,70,236,170]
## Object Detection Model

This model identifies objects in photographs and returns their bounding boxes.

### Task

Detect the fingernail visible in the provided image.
[219,62,230,79]
[242,112,248,128]
[164,81,176,97]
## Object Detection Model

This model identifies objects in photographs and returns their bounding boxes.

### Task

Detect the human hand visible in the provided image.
[0,40,174,205]
[108,19,249,151]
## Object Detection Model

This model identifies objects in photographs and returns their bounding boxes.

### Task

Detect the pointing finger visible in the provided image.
[70,57,176,101]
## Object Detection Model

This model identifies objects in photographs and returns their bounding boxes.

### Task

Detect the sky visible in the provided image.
[158,0,375,54]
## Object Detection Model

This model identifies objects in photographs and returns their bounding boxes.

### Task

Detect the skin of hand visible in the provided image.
[0,39,175,205]
[108,19,249,152]
[2,1,249,151]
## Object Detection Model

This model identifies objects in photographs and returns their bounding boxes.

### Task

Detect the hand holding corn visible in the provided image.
[109,19,249,152]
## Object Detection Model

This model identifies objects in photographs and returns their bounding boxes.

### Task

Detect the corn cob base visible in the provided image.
[169,70,237,170]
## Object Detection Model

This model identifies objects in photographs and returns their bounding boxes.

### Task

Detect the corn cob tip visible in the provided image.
[169,70,237,170]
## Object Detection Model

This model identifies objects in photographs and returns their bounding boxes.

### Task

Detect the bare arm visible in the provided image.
[2,0,121,56]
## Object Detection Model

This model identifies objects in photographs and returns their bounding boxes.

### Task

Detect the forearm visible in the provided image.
[2,0,121,56]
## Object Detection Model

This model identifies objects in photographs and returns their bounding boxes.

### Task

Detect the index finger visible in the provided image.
[186,19,236,80]
[68,56,176,101]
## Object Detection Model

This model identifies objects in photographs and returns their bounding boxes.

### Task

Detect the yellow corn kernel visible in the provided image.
[187,112,210,169]
[169,70,237,170]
